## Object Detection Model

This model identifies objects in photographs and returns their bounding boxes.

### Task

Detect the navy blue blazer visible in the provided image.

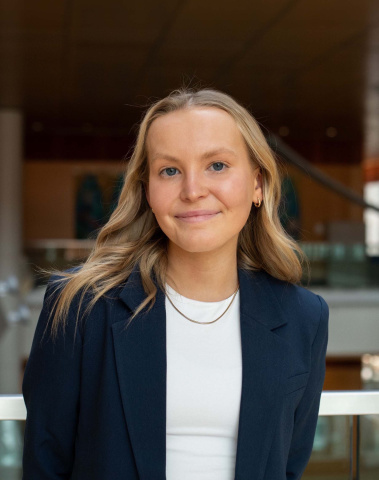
[22,267,329,480]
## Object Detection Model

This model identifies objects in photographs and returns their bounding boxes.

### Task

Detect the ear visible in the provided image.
[254,168,263,202]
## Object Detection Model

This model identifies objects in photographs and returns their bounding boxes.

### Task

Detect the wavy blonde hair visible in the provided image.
[43,87,307,339]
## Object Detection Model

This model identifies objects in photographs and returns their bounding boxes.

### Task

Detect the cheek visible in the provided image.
[220,175,254,211]
[147,181,174,214]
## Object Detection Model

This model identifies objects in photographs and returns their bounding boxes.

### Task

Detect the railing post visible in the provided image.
[349,415,353,480]
[356,415,360,480]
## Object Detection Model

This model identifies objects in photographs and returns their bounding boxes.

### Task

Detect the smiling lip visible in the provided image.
[175,210,220,223]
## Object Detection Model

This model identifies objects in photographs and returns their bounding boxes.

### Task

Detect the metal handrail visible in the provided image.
[1,391,379,421]
[0,395,25,420]
[267,133,379,214]
[319,390,379,415]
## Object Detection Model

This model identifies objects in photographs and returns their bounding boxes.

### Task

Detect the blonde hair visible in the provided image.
[42,87,307,339]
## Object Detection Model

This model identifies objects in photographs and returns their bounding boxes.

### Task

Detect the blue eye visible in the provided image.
[161,167,178,177]
[210,162,226,172]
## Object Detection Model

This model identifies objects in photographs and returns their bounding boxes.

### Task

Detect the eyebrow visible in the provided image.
[150,147,237,163]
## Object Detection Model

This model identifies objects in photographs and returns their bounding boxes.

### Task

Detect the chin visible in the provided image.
[181,246,217,254]
[170,235,234,255]
[174,243,216,254]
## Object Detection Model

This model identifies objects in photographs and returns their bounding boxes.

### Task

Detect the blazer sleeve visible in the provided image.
[286,294,329,480]
[22,276,83,479]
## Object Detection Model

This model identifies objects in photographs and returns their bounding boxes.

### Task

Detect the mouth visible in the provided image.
[175,210,221,223]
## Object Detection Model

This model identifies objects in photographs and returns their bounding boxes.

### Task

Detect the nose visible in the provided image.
[180,170,209,202]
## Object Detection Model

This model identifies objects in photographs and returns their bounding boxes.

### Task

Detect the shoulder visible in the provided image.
[261,269,327,310]
[45,265,121,304]
[259,269,329,342]
[43,266,123,336]
[45,265,82,295]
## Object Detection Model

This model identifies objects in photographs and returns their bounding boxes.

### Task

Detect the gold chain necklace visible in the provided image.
[165,284,240,325]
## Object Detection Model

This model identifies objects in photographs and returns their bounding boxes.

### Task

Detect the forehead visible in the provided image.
[146,107,247,157]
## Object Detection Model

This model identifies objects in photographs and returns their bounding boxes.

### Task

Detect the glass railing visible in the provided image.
[1,391,379,479]
[301,242,379,288]
[0,396,24,480]
[304,391,379,479]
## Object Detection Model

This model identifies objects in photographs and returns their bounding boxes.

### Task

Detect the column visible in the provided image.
[0,109,23,393]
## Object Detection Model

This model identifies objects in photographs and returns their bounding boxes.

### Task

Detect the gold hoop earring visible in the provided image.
[254,198,261,208]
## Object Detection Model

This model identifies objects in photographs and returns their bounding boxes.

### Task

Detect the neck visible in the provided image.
[166,245,239,302]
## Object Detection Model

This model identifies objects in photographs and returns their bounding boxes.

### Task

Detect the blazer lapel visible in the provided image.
[112,267,292,480]
[234,268,292,480]
[112,268,167,480]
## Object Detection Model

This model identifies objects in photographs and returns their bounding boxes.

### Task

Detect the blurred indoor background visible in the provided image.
[0,0,379,478]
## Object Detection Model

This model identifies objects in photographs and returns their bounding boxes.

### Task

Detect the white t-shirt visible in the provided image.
[165,284,242,480]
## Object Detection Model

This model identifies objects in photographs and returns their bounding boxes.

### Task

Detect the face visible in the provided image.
[145,107,263,258]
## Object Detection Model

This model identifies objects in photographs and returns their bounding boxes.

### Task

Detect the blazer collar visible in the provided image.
[114,266,291,480]
[119,265,288,331]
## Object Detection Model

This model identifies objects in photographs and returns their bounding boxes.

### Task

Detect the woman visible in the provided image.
[22,88,329,480]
